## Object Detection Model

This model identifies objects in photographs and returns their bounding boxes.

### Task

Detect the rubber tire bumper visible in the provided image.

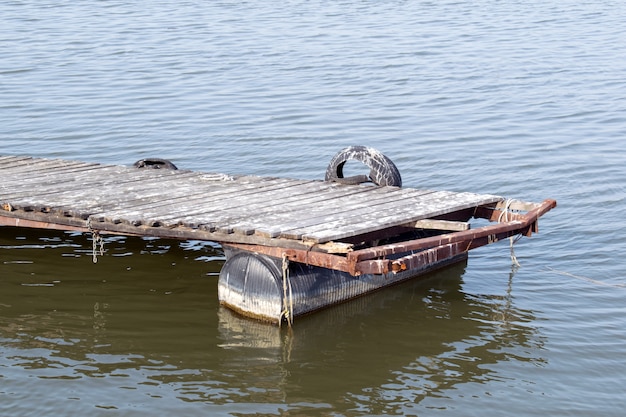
[325,146,402,187]
[133,158,178,170]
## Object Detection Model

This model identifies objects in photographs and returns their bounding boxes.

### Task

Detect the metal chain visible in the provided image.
[87,217,104,264]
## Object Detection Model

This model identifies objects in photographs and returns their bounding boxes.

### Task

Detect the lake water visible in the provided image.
[1,1,625,415]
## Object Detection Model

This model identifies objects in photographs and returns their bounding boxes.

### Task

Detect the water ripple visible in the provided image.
[2,1,626,416]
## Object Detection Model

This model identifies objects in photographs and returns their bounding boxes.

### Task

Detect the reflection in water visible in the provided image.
[217,262,545,415]
[0,228,544,415]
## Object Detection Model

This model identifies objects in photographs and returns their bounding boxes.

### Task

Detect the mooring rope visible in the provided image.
[281,253,294,327]
[509,235,522,268]
[498,199,521,267]
[544,267,626,289]
[87,217,105,264]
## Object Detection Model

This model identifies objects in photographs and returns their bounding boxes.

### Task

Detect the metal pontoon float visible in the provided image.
[0,148,556,324]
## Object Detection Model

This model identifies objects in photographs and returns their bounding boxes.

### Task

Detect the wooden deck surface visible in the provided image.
[0,155,503,247]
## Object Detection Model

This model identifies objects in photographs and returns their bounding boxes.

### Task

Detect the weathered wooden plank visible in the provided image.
[172,181,381,231]
[208,182,381,235]
[241,188,438,240]
[0,169,114,197]
[95,177,312,226]
[143,177,312,221]
[225,184,381,236]
[1,157,397,239]
[302,200,502,242]
[408,219,470,231]
[169,183,406,236]
[85,183,224,222]
[0,163,136,195]
[91,179,391,236]
[97,173,271,218]
[1,167,124,201]
[0,158,220,193]
[225,187,435,238]
[0,157,101,178]
[0,160,107,177]
[0,167,156,210]
[8,169,222,214]
[0,156,49,169]
[303,192,501,241]
[159,179,332,230]
[298,192,503,243]
[0,166,229,214]
[128,181,424,236]
[0,155,507,247]
[0,156,35,167]
[2,162,176,188]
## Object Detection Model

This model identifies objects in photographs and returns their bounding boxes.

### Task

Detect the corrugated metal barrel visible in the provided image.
[218,245,468,323]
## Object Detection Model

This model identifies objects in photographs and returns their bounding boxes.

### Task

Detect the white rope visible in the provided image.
[544,267,626,289]
[509,236,521,268]
[499,199,521,268]
[281,253,294,327]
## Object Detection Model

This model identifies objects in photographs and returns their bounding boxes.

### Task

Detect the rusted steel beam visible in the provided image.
[391,242,466,273]
[348,199,556,265]
[352,228,522,276]
[356,242,466,275]
[223,243,353,274]
[227,219,526,277]
[353,259,390,275]
[226,241,466,277]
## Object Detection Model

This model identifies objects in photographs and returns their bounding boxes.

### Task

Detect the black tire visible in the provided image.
[133,158,178,170]
[324,146,402,187]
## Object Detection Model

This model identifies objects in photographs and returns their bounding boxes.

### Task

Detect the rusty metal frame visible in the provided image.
[1,198,556,278]
[226,199,556,276]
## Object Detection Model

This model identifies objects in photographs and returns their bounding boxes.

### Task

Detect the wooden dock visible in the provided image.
[0,153,556,322]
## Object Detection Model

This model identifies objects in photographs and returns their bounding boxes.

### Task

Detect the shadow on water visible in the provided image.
[0,227,544,415]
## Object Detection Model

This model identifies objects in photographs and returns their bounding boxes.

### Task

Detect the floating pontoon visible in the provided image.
[0,147,556,324]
